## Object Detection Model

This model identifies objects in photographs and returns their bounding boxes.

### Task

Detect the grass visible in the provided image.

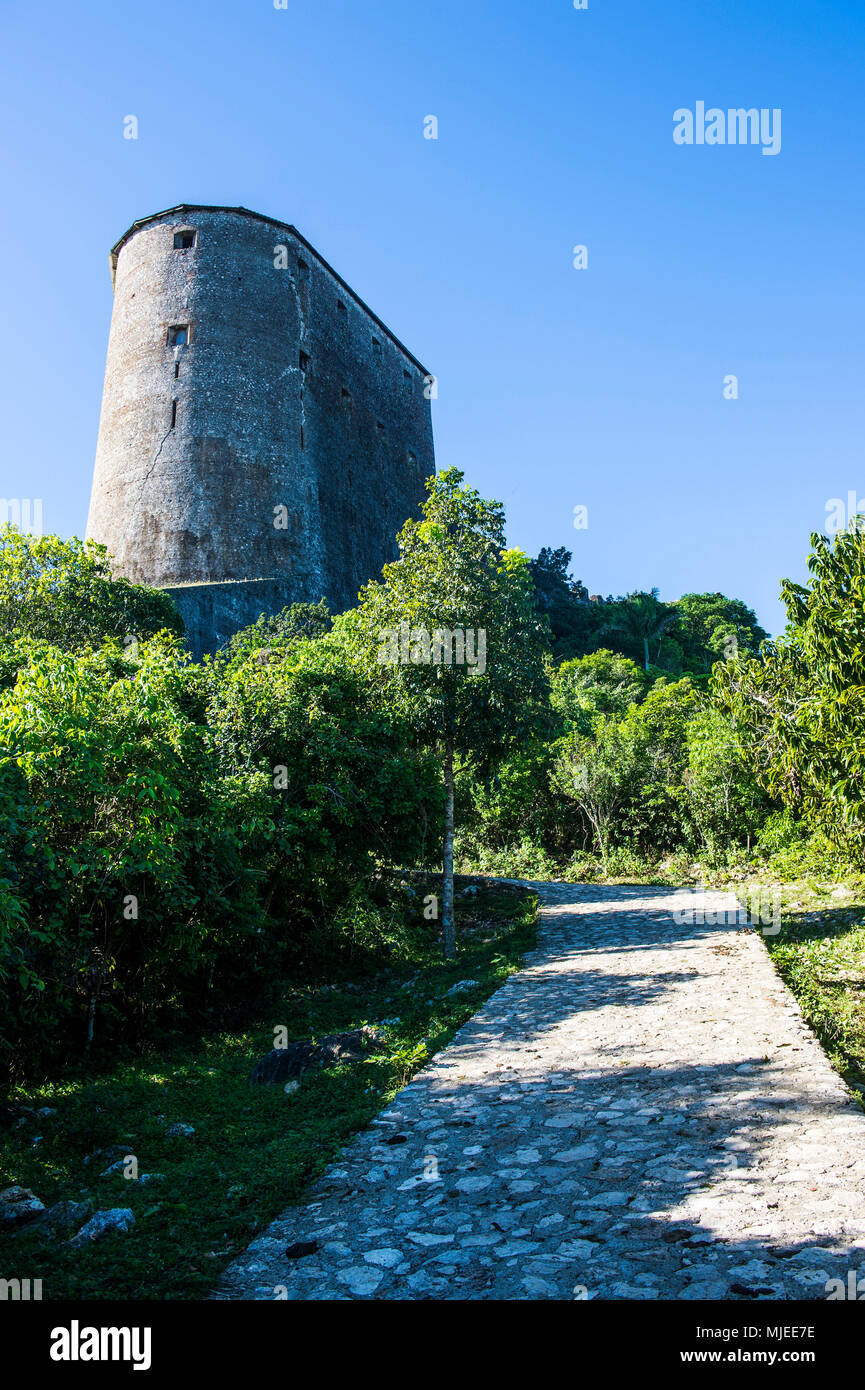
[750,875,865,1103]
[0,879,537,1300]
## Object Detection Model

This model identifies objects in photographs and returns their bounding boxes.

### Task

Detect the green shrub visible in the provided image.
[0,630,441,1087]
[0,527,182,651]
[0,636,263,1081]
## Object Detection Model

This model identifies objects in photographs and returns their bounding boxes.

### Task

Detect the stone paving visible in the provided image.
[214,882,865,1301]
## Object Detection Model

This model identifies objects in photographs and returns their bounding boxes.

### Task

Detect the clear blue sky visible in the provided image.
[2,0,863,636]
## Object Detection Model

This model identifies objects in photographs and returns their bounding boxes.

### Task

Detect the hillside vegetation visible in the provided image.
[2,480,865,1094]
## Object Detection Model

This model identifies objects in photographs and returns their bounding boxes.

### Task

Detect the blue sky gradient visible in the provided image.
[2,0,863,634]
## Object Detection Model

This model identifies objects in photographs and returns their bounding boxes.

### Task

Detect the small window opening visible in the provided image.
[299,349,310,371]
[341,387,351,401]
[300,425,305,450]
[167,325,189,348]
[297,257,309,272]
[170,400,178,429]
[174,361,180,379]
[337,300,348,318]
[173,230,196,250]
[372,337,382,358]
[408,451,417,466]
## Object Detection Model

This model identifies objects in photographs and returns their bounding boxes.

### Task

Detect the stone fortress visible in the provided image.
[86,205,436,655]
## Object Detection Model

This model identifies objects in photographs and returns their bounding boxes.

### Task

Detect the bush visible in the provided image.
[713,524,865,863]
[207,634,443,944]
[684,707,769,858]
[0,527,182,650]
[0,636,264,1081]
[217,599,333,663]
[0,629,441,1087]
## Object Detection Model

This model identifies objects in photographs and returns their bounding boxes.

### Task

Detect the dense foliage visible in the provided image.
[0,535,439,1085]
[6,505,847,1090]
[714,522,865,862]
[0,526,183,650]
[530,546,767,675]
[334,468,550,954]
[458,662,769,877]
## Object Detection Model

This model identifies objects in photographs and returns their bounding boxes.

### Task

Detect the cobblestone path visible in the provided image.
[214,882,865,1301]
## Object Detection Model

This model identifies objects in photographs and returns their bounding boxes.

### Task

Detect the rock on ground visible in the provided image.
[250,1027,387,1086]
[69,1208,135,1247]
[0,1186,45,1227]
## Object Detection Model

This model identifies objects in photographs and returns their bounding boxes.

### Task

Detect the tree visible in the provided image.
[673,592,768,673]
[713,523,865,860]
[530,547,589,606]
[551,648,646,733]
[552,717,639,873]
[528,548,607,663]
[684,707,767,857]
[0,527,183,650]
[610,678,699,855]
[609,589,676,672]
[337,469,550,956]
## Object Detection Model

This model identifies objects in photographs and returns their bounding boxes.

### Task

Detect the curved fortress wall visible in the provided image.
[86,205,434,654]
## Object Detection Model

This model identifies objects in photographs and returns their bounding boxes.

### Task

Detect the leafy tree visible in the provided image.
[553,717,639,872]
[619,679,698,847]
[337,469,550,956]
[714,523,865,860]
[551,649,647,733]
[529,547,610,663]
[674,592,768,673]
[684,707,768,857]
[0,527,182,651]
[608,589,676,672]
[530,547,589,607]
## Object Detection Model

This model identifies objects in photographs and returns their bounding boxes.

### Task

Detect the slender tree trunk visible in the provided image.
[643,637,650,672]
[442,733,456,959]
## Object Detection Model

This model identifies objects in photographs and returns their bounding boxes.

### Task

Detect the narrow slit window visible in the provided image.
[297,258,309,272]
[170,400,178,429]
[337,300,348,318]
[173,231,196,250]
[299,349,310,371]
[167,325,189,348]
[341,387,352,403]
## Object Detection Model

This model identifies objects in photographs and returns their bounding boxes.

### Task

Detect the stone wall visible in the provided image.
[162,579,302,660]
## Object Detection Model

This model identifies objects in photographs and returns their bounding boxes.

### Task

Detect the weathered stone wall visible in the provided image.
[162,578,299,661]
[87,205,435,648]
